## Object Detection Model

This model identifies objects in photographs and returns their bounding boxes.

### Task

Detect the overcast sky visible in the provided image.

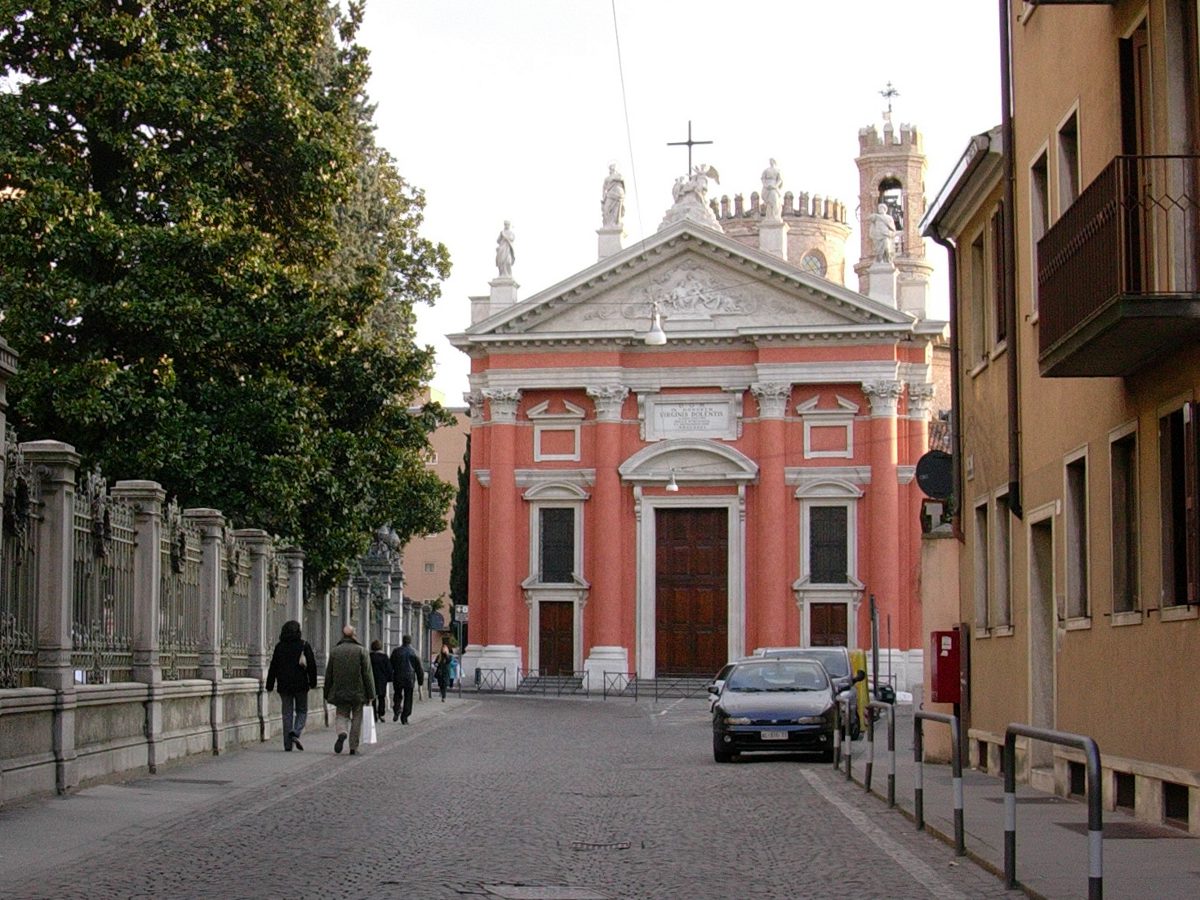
[357,1,1001,402]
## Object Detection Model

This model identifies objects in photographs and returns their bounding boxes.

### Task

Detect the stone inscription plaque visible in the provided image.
[643,395,738,441]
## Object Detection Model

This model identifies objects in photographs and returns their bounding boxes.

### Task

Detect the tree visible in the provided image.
[449,434,470,608]
[0,1,452,590]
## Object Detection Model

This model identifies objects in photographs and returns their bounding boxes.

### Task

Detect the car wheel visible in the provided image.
[713,734,734,763]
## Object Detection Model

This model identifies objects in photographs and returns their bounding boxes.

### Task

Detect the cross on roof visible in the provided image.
[880,82,900,117]
[667,120,713,172]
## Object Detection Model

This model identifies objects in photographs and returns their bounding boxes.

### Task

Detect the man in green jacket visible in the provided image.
[323,625,375,755]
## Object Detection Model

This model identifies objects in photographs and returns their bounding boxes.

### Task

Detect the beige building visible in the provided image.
[923,0,1200,832]
[401,391,469,636]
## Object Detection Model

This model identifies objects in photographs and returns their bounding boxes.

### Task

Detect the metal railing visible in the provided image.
[864,700,896,808]
[474,667,507,693]
[914,708,964,856]
[71,474,136,684]
[1038,154,1200,354]
[603,671,637,700]
[220,534,252,678]
[159,505,203,681]
[1003,725,1103,900]
[516,669,589,696]
[0,435,40,689]
[652,672,713,700]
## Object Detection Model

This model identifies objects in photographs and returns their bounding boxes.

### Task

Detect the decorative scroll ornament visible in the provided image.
[3,429,35,555]
[82,466,112,559]
[224,530,242,588]
[266,544,280,600]
[165,498,185,575]
[0,613,33,689]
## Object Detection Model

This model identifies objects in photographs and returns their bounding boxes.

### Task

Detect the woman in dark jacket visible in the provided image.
[266,620,318,751]
[369,640,393,722]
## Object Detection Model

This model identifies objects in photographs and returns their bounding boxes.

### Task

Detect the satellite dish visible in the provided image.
[915,450,953,500]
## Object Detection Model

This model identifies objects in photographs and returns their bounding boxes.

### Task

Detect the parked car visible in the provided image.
[752,646,864,739]
[709,658,837,763]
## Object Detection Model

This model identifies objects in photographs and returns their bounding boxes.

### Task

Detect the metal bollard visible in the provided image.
[913,708,963,856]
[864,700,895,807]
[914,716,925,830]
[843,696,853,780]
[832,701,842,769]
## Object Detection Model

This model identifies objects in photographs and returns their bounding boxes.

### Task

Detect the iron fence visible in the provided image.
[221,532,252,677]
[0,435,39,689]
[159,501,203,680]
[603,671,638,700]
[516,669,589,696]
[265,546,289,647]
[70,470,135,684]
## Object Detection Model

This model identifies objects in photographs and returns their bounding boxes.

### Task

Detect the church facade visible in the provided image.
[451,120,944,690]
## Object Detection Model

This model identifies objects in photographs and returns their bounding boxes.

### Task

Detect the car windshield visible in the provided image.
[725,662,828,692]
[762,648,850,678]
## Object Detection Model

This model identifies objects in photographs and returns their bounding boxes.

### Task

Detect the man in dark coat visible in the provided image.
[265,619,318,751]
[388,634,424,724]
[369,639,393,722]
[323,625,375,755]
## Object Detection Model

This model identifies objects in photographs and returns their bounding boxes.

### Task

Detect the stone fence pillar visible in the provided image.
[282,548,304,624]
[114,480,166,773]
[355,576,371,646]
[184,508,225,753]
[234,529,271,682]
[25,440,81,794]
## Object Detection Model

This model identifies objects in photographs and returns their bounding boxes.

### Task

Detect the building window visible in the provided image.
[424,562,435,573]
[994,493,1012,628]
[1057,111,1080,213]
[991,205,1007,346]
[969,232,987,366]
[974,501,990,630]
[1030,151,1049,312]
[1159,405,1197,606]
[1065,453,1089,619]
[539,507,575,584]
[809,505,849,584]
[1111,430,1139,614]
[800,250,827,277]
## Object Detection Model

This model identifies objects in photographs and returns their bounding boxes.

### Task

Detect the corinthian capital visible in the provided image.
[861,380,905,417]
[906,383,936,419]
[751,382,792,419]
[586,384,629,421]
[482,388,522,423]
[464,391,485,425]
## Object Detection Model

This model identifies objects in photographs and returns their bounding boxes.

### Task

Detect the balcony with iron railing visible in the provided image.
[1037,154,1200,377]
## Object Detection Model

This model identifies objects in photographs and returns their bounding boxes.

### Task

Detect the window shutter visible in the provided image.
[810,506,849,584]
[1185,403,1199,603]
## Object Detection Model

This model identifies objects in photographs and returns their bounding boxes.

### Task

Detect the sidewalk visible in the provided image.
[840,705,1198,899]
[0,694,469,892]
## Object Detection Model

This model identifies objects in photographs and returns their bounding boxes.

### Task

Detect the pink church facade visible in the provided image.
[451,215,943,690]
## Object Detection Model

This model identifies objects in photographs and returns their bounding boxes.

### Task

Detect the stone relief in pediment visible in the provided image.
[521,257,854,334]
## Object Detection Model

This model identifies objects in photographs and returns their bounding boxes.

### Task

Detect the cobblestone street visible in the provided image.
[0,696,1011,899]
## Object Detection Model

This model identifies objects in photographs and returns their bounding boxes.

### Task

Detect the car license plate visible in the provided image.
[760,731,787,741]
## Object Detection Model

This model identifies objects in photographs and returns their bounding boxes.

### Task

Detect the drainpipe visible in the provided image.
[1000,0,1023,518]
[928,229,965,543]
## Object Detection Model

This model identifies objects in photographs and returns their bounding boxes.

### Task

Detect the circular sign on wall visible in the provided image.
[915,450,953,500]
[428,612,445,631]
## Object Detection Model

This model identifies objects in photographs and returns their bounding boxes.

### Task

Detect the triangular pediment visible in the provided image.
[461,221,915,345]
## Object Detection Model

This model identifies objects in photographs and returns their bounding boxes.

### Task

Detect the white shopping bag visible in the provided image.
[362,707,377,744]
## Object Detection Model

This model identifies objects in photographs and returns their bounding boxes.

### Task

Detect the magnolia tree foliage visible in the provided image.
[0,1,453,590]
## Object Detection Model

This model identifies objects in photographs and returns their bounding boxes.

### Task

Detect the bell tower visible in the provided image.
[854,89,933,318]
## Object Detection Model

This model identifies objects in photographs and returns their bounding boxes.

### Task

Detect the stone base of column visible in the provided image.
[597,226,623,259]
[474,644,522,691]
[867,260,898,307]
[584,646,630,692]
[759,219,789,260]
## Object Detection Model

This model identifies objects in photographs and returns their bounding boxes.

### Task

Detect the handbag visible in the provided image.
[362,707,377,744]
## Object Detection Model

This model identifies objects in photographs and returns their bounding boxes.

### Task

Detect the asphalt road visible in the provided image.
[0,695,1013,899]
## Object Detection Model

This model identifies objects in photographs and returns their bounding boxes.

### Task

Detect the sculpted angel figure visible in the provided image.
[761,158,783,221]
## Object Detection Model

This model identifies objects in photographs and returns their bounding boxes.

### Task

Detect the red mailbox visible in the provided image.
[930,630,961,704]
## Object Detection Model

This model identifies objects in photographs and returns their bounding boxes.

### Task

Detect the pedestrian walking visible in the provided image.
[434,643,452,702]
[388,634,424,723]
[369,639,392,722]
[323,625,375,755]
[265,620,317,751]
